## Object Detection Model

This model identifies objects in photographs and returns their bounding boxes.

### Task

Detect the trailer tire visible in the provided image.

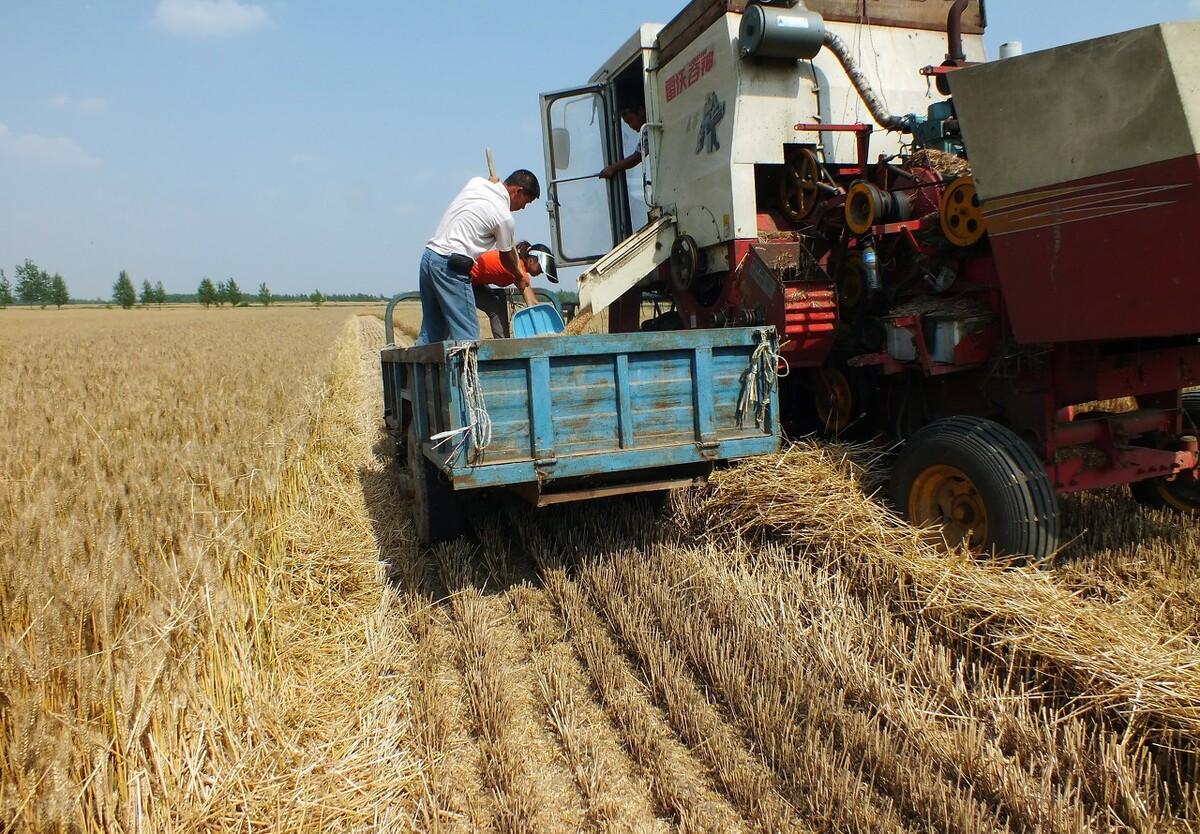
[1130,392,1200,514]
[890,416,1059,558]
[408,423,462,546]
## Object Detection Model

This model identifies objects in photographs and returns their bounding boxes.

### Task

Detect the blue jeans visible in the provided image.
[415,248,481,345]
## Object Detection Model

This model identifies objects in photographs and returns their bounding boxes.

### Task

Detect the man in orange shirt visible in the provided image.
[471,241,557,338]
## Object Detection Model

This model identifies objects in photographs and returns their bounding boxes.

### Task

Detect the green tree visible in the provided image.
[215,279,228,306]
[309,289,325,307]
[50,274,69,308]
[224,278,242,307]
[140,279,155,307]
[198,277,217,307]
[154,280,167,306]
[15,260,43,307]
[0,270,12,308]
[257,281,272,307]
[113,270,137,309]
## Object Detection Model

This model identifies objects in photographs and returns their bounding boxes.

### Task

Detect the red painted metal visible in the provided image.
[1052,447,1200,493]
[983,153,1200,343]
[795,122,873,168]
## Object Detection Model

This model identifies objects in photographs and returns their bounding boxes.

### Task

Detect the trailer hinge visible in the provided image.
[697,441,720,460]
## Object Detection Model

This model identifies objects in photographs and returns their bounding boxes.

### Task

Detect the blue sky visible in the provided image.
[1,0,1197,299]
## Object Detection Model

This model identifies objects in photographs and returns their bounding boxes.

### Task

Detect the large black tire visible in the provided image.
[1130,391,1200,514]
[408,423,463,546]
[890,416,1059,558]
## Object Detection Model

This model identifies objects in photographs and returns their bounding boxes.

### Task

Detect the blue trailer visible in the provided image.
[380,325,780,544]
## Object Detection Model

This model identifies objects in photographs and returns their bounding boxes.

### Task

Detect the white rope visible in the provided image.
[444,343,492,465]
[738,334,788,429]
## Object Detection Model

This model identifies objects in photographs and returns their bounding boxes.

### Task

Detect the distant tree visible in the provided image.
[154,280,166,306]
[215,279,228,306]
[309,289,325,307]
[197,277,217,307]
[140,279,155,307]
[113,270,137,309]
[0,270,12,308]
[50,274,69,308]
[257,281,272,307]
[15,260,44,307]
[224,277,242,307]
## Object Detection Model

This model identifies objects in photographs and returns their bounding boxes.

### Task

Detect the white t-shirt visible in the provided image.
[427,177,515,260]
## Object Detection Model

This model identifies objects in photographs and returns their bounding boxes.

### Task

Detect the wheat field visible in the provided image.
[3,306,1199,832]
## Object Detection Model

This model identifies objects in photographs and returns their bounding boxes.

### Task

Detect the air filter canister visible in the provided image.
[739,2,826,61]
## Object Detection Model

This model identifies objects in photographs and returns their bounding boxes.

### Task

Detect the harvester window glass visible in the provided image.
[547,93,615,261]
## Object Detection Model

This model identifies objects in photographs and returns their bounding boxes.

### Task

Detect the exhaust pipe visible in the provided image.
[821,30,908,132]
[946,0,969,62]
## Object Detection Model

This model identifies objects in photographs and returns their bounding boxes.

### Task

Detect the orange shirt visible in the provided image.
[470,249,527,288]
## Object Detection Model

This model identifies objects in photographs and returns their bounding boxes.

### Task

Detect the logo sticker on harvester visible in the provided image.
[666,47,715,102]
[695,92,726,154]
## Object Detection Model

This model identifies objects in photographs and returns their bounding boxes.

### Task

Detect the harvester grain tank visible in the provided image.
[540,0,1200,558]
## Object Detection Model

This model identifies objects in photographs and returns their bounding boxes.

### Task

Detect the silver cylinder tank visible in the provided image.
[738,3,826,61]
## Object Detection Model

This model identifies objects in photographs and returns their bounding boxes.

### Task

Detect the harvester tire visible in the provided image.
[890,416,1059,558]
[1130,392,1200,514]
[408,423,462,546]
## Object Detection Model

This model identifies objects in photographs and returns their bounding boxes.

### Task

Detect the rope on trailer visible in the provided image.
[738,333,787,429]
[443,342,492,465]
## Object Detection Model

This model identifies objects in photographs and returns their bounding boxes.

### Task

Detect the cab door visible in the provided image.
[540,84,629,267]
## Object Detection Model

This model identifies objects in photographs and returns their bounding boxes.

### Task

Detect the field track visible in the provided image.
[3,308,1200,832]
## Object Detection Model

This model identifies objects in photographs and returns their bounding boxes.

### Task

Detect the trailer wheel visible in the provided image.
[890,416,1059,558]
[1130,392,1200,514]
[408,423,462,546]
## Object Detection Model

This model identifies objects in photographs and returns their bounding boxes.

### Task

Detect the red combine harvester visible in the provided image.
[540,0,1200,558]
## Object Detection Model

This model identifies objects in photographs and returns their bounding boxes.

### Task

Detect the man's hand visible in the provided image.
[488,175,501,183]
[598,165,617,180]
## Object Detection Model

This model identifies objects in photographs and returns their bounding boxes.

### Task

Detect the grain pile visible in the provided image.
[5,304,1199,832]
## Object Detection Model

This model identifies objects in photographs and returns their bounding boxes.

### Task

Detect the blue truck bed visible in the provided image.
[381,327,779,539]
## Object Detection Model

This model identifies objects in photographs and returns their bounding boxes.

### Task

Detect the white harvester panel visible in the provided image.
[652,11,984,249]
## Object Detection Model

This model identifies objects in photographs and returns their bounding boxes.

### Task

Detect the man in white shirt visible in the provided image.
[416,169,540,345]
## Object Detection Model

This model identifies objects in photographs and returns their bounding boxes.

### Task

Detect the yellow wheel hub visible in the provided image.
[837,252,866,314]
[908,463,989,550]
[845,181,878,234]
[815,369,854,434]
[940,177,986,247]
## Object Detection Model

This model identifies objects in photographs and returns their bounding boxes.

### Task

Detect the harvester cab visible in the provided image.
[541,0,985,339]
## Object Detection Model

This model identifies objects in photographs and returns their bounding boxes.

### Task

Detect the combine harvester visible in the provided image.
[532,0,1200,558]
[386,0,1200,558]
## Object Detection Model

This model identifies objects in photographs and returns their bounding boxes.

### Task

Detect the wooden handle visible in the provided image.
[485,147,496,179]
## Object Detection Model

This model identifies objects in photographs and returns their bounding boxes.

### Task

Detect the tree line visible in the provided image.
[0,260,71,308]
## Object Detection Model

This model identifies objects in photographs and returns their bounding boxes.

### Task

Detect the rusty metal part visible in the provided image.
[779,147,821,223]
[939,177,985,246]
[947,0,970,62]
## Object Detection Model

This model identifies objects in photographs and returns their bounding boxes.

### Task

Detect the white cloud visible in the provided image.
[49,94,109,114]
[154,0,269,37]
[0,122,99,168]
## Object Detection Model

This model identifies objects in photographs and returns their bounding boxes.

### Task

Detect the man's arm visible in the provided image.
[498,248,521,281]
[518,276,539,307]
[598,150,642,180]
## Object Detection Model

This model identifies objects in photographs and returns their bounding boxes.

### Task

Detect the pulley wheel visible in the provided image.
[837,252,868,317]
[845,181,882,234]
[779,147,821,223]
[669,234,702,295]
[940,177,986,247]
[814,368,856,435]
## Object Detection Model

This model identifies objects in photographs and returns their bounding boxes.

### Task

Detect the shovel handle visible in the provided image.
[485,147,497,180]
